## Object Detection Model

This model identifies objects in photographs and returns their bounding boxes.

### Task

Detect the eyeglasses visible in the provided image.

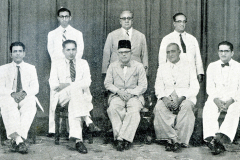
[120,17,133,21]
[175,20,187,24]
[118,51,131,54]
[219,50,231,53]
[59,15,70,19]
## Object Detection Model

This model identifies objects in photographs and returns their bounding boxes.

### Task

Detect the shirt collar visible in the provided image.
[167,58,181,67]
[174,30,186,36]
[59,25,71,32]
[65,58,76,64]
[220,59,232,65]
[12,61,24,67]
[121,27,133,34]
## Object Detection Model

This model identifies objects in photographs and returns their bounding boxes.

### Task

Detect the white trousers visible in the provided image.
[0,95,36,139]
[203,100,240,142]
[107,96,142,142]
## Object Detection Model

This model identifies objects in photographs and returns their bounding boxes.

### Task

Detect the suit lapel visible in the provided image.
[130,29,137,48]
[124,61,137,82]
[113,63,125,81]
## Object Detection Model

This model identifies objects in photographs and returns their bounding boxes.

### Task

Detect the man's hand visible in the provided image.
[117,90,132,101]
[197,74,204,83]
[174,96,186,109]
[54,83,70,92]
[11,91,27,103]
[162,97,174,110]
[213,98,226,112]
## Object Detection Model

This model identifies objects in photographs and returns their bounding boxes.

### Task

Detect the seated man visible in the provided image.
[0,42,39,154]
[104,40,147,151]
[203,41,240,155]
[154,43,199,152]
[49,40,99,154]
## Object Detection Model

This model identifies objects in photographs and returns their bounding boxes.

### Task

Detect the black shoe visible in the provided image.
[46,133,55,137]
[205,140,214,151]
[76,142,88,154]
[165,142,173,151]
[89,123,101,132]
[212,140,225,155]
[18,142,28,154]
[116,140,124,151]
[10,139,18,152]
[124,140,131,150]
[172,143,182,153]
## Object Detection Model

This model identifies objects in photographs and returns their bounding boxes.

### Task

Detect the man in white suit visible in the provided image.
[158,13,204,83]
[47,7,84,136]
[104,40,147,151]
[154,43,199,152]
[0,42,39,154]
[102,11,148,74]
[203,41,240,155]
[49,40,97,154]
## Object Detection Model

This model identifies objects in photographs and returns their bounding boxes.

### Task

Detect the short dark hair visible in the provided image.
[218,41,233,51]
[57,8,71,16]
[10,42,25,53]
[62,40,77,48]
[173,13,187,22]
[166,43,180,51]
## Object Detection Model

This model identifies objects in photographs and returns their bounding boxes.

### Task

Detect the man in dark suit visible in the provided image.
[102,11,148,75]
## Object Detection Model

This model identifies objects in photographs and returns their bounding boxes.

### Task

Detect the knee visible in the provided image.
[154,100,165,113]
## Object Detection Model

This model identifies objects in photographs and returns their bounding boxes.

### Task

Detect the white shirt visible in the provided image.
[158,30,204,75]
[121,27,132,40]
[47,25,84,62]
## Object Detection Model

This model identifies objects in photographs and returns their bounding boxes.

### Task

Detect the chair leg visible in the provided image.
[55,107,60,145]
[0,116,7,145]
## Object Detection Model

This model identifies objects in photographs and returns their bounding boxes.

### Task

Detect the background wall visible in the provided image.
[0,0,240,121]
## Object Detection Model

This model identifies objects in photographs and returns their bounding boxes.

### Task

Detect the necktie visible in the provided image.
[126,30,129,36]
[180,34,186,53]
[16,66,22,92]
[62,29,67,42]
[70,60,76,82]
[221,63,229,67]
[121,63,131,68]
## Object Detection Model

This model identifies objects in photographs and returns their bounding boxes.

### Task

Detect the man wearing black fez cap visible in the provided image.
[104,40,147,151]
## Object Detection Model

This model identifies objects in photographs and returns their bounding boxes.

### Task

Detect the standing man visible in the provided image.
[47,7,84,136]
[102,11,148,75]
[104,40,147,151]
[0,42,39,154]
[49,40,96,154]
[158,13,204,83]
[203,41,240,155]
[154,43,199,152]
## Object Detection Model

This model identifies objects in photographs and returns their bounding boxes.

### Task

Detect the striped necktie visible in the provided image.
[62,29,67,42]
[126,30,129,36]
[16,66,23,92]
[69,60,76,82]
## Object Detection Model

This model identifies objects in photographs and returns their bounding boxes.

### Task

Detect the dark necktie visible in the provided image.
[221,63,229,67]
[16,66,22,92]
[62,29,67,42]
[126,30,129,36]
[70,60,76,82]
[180,34,186,53]
[121,63,131,68]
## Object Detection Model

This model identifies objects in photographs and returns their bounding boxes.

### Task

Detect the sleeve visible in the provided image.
[49,62,60,90]
[76,31,84,59]
[181,65,200,99]
[193,37,204,75]
[102,33,113,74]
[154,67,167,99]
[125,64,147,96]
[158,37,168,65]
[104,64,120,94]
[0,66,14,96]
[141,34,148,74]
[24,66,39,96]
[47,32,54,60]
[206,63,219,99]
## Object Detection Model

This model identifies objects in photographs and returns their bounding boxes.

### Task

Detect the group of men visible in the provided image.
[0,7,239,157]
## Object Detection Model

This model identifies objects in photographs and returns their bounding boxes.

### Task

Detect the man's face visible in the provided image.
[119,11,133,30]
[173,15,186,33]
[63,43,77,60]
[218,45,233,63]
[118,48,132,64]
[11,46,25,64]
[58,11,71,28]
[166,44,181,64]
